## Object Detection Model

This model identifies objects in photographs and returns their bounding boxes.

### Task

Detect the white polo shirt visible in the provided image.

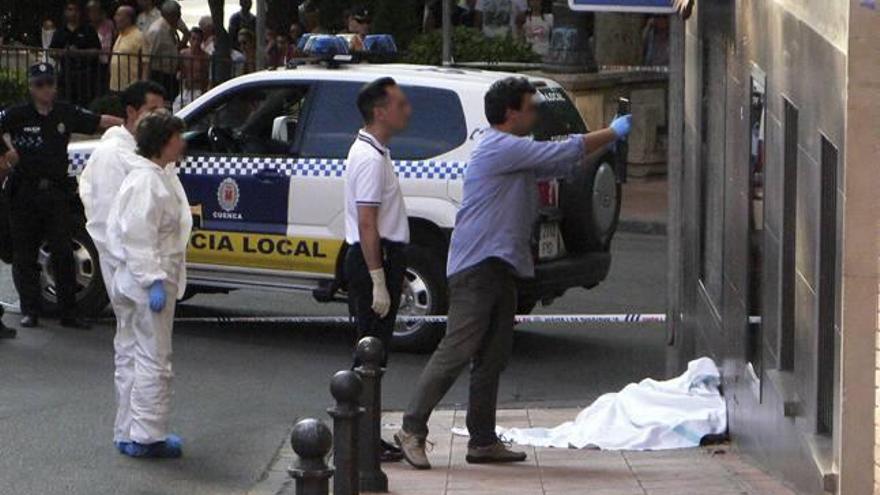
[344,130,410,245]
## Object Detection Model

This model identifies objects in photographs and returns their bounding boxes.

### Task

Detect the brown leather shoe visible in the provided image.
[394,429,431,470]
[466,440,527,464]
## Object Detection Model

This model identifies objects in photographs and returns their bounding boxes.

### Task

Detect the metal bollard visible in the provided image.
[354,337,388,493]
[288,418,334,495]
[327,370,364,495]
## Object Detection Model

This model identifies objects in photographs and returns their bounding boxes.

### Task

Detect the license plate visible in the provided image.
[538,223,561,260]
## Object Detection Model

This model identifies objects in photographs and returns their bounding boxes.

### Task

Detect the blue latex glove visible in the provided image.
[149,280,166,313]
[610,114,632,139]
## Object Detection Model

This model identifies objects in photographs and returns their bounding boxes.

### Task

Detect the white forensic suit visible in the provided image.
[105,154,192,445]
[79,125,138,443]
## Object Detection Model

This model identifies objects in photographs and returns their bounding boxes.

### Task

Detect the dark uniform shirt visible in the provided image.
[49,24,101,69]
[0,102,100,181]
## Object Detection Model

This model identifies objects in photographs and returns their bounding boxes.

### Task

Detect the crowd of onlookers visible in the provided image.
[26,0,561,107]
[8,0,664,111]
[29,0,263,110]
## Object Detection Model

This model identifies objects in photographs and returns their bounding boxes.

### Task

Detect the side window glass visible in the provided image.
[392,86,467,159]
[300,82,467,160]
[184,85,310,156]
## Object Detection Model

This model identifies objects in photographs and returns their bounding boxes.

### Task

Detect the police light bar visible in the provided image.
[567,0,676,13]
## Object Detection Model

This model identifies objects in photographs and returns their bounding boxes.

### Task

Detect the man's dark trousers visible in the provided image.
[9,179,78,318]
[345,240,407,365]
[402,258,517,447]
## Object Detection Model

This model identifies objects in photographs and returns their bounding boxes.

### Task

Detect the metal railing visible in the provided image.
[0,44,258,111]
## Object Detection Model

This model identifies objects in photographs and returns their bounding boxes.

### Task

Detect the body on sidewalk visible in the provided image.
[396,76,632,469]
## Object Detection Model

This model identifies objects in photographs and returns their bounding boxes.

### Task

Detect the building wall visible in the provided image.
[676,0,877,493]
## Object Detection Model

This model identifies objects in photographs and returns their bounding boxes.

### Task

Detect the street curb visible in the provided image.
[617,219,667,236]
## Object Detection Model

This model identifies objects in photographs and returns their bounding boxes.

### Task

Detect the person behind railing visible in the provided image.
[87,0,116,97]
[136,0,161,33]
[109,6,148,94]
[233,29,256,76]
[522,0,552,57]
[300,0,327,34]
[145,0,183,104]
[228,0,255,51]
[138,0,190,49]
[173,27,208,113]
[268,33,295,68]
[40,18,56,51]
[288,22,305,57]
[49,0,102,107]
[197,16,216,56]
[345,6,371,52]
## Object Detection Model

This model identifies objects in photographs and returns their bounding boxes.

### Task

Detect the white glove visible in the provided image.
[369,268,391,318]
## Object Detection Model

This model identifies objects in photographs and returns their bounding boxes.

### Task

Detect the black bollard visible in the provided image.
[288,418,334,495]
[327,370,364,495]
[354,337,388,493]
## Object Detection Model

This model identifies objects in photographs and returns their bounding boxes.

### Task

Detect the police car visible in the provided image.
[59,49,622,351]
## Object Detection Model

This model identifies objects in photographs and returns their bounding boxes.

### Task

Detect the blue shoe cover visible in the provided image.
[114,441,132,454]
[122,435,183,458]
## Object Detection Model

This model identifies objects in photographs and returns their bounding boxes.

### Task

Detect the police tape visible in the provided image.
[169,313,671,325]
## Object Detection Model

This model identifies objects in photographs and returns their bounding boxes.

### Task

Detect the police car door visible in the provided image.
[180,82,313,271]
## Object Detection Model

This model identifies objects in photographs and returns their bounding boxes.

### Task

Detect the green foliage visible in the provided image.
[0,69,27,109]
[371,0,423,51]
[404,27,541,66]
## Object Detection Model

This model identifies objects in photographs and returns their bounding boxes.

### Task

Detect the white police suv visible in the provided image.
[58,59,622,351]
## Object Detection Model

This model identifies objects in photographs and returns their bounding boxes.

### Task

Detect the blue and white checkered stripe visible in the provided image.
[68,153,467,180]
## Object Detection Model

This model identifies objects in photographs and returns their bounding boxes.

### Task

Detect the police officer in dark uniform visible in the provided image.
[0,63,121,329]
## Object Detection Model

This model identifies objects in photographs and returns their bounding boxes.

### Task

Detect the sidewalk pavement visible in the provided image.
[619,178,668,235]
[250,407,796,495]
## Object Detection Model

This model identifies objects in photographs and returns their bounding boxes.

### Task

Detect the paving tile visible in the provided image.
[254,407,795,495]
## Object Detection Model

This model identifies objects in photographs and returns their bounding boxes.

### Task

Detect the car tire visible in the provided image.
[559,152,622,253]
[392,242,448,353]
[38,224,109,317]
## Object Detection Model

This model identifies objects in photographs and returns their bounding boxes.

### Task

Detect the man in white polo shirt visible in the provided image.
[344,77,411,461]
[344,76,411,362]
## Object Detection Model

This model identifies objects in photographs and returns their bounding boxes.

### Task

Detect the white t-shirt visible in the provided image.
[344,130,410,245]
[524,13,553,56]
[476,0,528,38]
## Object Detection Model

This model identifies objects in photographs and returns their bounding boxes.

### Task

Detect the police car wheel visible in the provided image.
[37,225,109,317]
[559,152,622,253]
[392,243,447,353]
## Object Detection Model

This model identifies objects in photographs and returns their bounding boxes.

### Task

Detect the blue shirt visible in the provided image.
[447,128,585,278]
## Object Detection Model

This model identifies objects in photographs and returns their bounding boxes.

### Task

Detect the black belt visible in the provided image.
[349,240,407,257]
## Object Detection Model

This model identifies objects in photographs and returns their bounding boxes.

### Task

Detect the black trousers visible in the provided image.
[403,258,517,447]
[345,240,407,366]
[9,179,78,318]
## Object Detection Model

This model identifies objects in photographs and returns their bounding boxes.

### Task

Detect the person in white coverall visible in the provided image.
[78,81,166,451]
[104,110,192,458]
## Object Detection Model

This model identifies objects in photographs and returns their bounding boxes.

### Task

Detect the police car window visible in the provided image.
[533,87,588,141]
[299,81,467,160]
[184,85,309,155]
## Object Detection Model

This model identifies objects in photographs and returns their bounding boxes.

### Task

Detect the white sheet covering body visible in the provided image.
[499,358,727,451]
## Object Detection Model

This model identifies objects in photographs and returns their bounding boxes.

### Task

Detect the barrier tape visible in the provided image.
[170,313,669,325]
[2,300,761,326]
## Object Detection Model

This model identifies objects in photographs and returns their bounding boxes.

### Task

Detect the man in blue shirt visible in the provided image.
[395,77,631,468]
